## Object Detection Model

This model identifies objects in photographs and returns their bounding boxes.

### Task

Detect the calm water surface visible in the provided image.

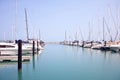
[0,44,120,80]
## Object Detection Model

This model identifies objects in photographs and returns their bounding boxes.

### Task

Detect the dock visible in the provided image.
[0,56,31,62]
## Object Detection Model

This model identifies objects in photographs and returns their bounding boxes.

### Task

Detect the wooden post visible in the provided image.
[37,41,39,52]
[82,41,84,47]
[104,41,106,46]
[0,50,1,56]
[18,40,22,70]
[91,41,93,48]
[77,41,79,46]
[33,41,35,55]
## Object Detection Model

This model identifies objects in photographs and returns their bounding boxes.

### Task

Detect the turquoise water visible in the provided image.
[0,44,120,80]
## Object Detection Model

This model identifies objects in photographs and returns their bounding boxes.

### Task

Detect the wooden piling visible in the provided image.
[104,41,106,46]
[91,41,93,48]
[37,41,39,52]
[82,41,84,47]
[18,40,22,70]
[33,41,35,55]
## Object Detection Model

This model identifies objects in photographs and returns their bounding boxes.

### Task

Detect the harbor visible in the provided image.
[0,0,120,80]
[0,44,120,80]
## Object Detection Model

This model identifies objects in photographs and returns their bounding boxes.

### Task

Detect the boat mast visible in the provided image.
[25,8,29,41]
[109,6,118,41]
[103,17,105,41]
[4,32,6,41]
[79,27,83,41]
[39,29,41,41]
[116,7,120,40]
[14,0,18,40]
[104,18,113,41]
[88,21,91,41]
[74,32,77,40]
[118,7,120,40]
[65,31,67,41]
[97,16,100,41]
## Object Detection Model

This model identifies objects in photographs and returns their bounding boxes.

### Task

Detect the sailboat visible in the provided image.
[84,21,92,48]
[0,8,44,55]
[91,17,104,49]
[24,8,44,50]
[0,42,33,55]
[109,42,120,52]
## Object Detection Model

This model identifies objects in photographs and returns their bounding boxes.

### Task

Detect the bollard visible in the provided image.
[18,40,22,70]
[33,41,35,55]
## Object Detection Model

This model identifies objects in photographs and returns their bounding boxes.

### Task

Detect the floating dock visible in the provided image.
[0,56,31,62]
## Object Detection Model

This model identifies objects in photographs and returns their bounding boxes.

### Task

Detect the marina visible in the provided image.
[0,0,120,80]
[0,44,120,80]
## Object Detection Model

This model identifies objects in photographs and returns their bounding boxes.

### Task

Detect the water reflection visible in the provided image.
[32,50,43,70]
[1,45,120,80]
[32,55,35,70]
[65,45,81,59]
[65,45,120,62]
[18,70,22,80]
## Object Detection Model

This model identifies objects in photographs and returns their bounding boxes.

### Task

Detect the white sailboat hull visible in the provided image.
[109,45,120,52]
[91,44,103,50]
[0,42,43,55]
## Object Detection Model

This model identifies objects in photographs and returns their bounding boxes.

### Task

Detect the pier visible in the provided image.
[0,39,44,62]
[0,55,31,62]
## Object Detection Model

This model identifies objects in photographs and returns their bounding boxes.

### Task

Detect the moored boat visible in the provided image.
[0,41,44,55]
[109,44,120,52]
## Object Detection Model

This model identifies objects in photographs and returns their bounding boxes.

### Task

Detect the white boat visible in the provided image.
[72,42,78,46]
[91,44,103,50]
[78,42,82,47]
[84,41,100,48]
[0,41,43,55]
[27,39,44,50]
[109,44,120,52]
[83,42,94,48]
[0,42,32,55]
[84,43,91,48]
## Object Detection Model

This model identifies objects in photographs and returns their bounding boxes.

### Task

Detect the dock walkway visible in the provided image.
[0,56,31,62]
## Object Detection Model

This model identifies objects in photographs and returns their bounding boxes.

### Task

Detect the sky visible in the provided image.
[0,0,120,42]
